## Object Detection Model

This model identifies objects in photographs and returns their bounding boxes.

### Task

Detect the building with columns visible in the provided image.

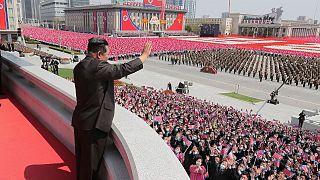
[70,0,89,7]
[185,0,196,19]
[111,0,135,4]
[64,4,186,34]
[21,0,41,23]
[229,10,320,37]
[238,19,320,38]
[40,0,69,28]
[185,17,232,35]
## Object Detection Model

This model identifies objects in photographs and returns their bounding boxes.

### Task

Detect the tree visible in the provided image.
[185,25,192,32]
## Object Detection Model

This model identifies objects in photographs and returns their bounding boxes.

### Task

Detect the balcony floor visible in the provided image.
[0,95,76,180]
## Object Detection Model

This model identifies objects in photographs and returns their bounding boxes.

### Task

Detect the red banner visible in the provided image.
[167,13,184,31]
[120,9,140,31]
[160,0,166,20]
[143,0,163,7]
[0,0,7,30]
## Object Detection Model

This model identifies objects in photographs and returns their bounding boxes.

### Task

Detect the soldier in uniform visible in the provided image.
[259,71,263,82]
[276,73,280,82]
[270,73,274,81]
[315,79,319,90]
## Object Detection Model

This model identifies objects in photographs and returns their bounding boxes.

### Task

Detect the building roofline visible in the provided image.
[64,4,187,13]
[239,23,320,28]
[186,17,232,20]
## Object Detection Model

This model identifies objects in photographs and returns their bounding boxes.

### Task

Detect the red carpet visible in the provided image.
[0,95,76,180]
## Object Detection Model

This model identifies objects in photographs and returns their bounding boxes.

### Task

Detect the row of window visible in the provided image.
[41,2,68,7]
[67,12,178,23]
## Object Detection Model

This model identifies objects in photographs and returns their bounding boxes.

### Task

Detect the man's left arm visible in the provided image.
[95,58,143,80]
[95,42,151,80]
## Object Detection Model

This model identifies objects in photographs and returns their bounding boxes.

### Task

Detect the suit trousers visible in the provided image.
[74,128,109,180]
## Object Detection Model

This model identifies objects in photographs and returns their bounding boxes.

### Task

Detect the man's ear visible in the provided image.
[97,51,102,59]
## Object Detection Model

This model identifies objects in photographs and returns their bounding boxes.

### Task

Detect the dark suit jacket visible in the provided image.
[72,56,143,132]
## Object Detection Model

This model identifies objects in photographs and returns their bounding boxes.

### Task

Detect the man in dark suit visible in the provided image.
[72,38,152,180]
[167,82,172,91]
[298,110,306,128]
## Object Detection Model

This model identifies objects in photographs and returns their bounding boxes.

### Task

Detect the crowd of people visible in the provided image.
[0,42,15,52]
[114,84,320,180]
[22,27,320,61]
[283,36,320,42]
[158,49,320,90]
[5,27,319,179]
[22,27,227,58]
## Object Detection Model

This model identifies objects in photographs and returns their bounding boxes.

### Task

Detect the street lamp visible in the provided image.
[59,36,62,49]
[253,27,258,38]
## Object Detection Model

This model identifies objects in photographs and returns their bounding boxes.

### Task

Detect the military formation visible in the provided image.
[159,49,320,90]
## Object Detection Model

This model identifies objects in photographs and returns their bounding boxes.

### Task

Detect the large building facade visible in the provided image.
[186,17,232,35]
[166,0,184,6]
[229,8,320,37]
[111,0,135,4]
[185,0,196,19]
[70,0,89,7]
[17,0,23,22]
[238,20,320,38]
[21,0,41,23]
[65,4,186,34]
[40,0,69,28]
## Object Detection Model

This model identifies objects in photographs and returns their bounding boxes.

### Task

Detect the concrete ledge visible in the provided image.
[1,51,189,180]
[291,115,320,130]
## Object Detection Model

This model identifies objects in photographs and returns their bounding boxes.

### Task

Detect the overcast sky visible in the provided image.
[197,0,320,20]
[91,0,320,20]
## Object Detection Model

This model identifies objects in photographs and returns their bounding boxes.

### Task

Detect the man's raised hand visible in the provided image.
[139,42,152,63]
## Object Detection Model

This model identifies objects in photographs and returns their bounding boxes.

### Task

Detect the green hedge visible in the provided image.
[24,37,40,44]
[49,46,82,55]
[25,40,40,44]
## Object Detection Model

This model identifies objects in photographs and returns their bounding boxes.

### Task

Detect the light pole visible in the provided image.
[253,27,258,38]
[97,24,100,36]
[266,27,268,37]
[38,3,41,27]
[59,36,62,49]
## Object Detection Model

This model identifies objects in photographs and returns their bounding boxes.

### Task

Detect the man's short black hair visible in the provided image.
[87,38,109,54]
